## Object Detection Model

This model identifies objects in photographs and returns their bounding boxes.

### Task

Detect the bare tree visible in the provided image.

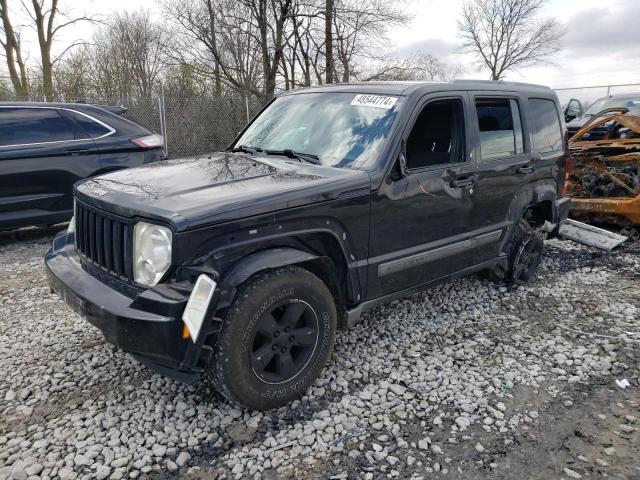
[163,0,265,97]
[332,0,410,83]
[0,0,29,96]
[365,53,461,82]
[0,75,12,99]
[458,0,564,80]
[324,0,334,83]
[52,10,170,101]
[244,0,293,99]
[20,0,95,98]
[53,45,91,100]
[112,11,169,97]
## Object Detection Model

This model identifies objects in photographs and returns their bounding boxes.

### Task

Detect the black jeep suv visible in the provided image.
[46,80,570,410]
[0,102,164,230]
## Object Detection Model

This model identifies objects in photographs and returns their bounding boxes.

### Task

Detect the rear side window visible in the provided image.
[67,110,112,138]
[0,107,74,146]
[475,98,524,160]
[529,98,563,153]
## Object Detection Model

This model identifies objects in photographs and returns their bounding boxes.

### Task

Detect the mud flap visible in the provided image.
[558,219,627,251]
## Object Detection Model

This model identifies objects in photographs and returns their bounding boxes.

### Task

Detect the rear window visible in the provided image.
[67,110,112,138]
[0,107,74,147]
[475,98,525,160]
[529,98,563,153]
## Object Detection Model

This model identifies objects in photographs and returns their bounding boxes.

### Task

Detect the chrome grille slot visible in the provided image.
[75,201,132,281]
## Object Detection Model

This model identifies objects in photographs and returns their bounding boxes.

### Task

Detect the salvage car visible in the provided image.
[568,107,640,239]
[566,93,640,139]
[0,102,164,230]
[46,80,570,410]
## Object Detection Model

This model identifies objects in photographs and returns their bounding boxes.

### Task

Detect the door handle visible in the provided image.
[516,165,535,174]
[450,175,476,188]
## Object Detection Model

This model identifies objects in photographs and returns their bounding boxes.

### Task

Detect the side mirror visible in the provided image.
[399,150,409,177]
[398,139,410,177]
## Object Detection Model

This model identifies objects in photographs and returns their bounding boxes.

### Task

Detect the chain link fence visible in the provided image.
[160,95,265,158]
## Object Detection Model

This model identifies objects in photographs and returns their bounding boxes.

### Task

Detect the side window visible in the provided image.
[406,98,465,170]
[0,108,21,146]
[67,110,112,138]
[0,107,74,146]
[475,98,525,160]
[529,98,563,153]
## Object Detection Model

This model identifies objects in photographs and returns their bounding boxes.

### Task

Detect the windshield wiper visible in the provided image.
[264,149,321,165]
[229,145,263,155]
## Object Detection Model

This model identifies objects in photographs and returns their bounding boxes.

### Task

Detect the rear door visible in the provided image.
[0,106,99,227]
[468,93,532,262]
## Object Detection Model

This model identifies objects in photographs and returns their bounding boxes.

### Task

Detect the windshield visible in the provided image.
[234,92,402,169]
[585,97,640,115]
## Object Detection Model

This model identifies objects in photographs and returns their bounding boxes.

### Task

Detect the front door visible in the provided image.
[367,94,478,300]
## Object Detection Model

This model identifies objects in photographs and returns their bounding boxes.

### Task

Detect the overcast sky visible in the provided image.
[7,0,640,93]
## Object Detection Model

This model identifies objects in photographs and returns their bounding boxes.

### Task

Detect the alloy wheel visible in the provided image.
[249,299,319,384]
[512,236,544,284]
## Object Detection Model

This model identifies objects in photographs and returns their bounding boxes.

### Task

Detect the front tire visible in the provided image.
[208,266,337,410]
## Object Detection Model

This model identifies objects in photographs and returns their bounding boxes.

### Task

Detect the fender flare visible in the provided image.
[506,181,557,224]
[219,247,320,290]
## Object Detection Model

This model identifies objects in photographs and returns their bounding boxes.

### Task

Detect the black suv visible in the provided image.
[46,81,570,410]
[0,102,164,230]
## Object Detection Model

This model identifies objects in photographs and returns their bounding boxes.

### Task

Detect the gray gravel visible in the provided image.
[1,227,639,479]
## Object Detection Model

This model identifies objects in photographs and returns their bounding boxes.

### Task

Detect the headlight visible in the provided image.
[133,222,172,286]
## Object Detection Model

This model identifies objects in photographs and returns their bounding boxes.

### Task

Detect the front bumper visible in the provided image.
[45,231,219,382]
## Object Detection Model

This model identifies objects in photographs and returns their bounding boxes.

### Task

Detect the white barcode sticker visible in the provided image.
[350,94,398,109]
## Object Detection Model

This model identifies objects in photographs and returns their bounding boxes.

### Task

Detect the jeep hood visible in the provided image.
[74,152,371,230]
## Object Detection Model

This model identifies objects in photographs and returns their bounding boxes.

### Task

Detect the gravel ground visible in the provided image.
[1,227,639,480]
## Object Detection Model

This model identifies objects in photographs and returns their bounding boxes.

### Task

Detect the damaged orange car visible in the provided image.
[568,107,640,240]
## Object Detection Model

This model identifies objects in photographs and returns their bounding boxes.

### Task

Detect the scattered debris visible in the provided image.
[616,378,631,390]
[558,219,627,251]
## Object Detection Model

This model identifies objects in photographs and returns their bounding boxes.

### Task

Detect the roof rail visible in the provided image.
[450,79,551,89]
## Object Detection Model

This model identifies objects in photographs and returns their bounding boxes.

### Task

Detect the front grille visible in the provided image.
[75,201,133,281]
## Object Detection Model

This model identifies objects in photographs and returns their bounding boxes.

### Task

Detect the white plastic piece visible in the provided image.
[616,378,631,390]
[182,275,217,343]
[558,219,627,251]
[541,220,556,233]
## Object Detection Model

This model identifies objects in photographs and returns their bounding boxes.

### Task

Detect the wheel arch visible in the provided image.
[500,180,557,252]
[216,236,356,329]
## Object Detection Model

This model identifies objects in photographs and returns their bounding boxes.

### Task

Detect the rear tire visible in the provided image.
[505,218,544,285]
[208,266,337,410]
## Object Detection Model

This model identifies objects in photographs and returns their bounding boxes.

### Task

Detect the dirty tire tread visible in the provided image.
[207,266,337,411]
[505,218,544,285]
